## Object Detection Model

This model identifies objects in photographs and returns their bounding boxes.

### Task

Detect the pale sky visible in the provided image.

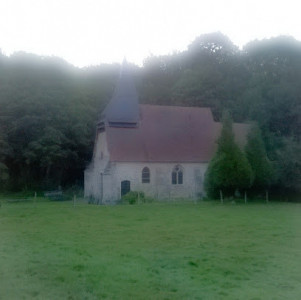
[0,0,300,67]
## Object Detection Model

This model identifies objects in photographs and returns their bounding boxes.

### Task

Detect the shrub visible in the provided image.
[245,124,274,192]
[122,191,145,205]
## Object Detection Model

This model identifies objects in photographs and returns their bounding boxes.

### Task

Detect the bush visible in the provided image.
[122,191,145,205]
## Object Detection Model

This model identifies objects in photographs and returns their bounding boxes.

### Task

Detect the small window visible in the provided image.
[172,165,183,185]
[142,167,150,183]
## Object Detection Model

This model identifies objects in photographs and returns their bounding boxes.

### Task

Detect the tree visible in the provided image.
[245,124,274,193]
[0,127,10,185]
[275,137,301,193]
[187,32,238,63]
[204,112,253,198]
[0,51,117,190]
[242,36,301,139]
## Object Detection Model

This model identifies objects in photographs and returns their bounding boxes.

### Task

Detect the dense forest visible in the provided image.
[0,32,300,196]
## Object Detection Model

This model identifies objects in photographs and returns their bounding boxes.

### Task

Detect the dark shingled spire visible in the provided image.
[101,59,139,128]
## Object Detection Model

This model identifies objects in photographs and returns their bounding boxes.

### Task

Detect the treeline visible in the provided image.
[0,32,301,195]
[0,52,119,189]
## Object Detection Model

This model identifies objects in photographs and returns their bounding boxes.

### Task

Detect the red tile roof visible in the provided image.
[106,104,250,162]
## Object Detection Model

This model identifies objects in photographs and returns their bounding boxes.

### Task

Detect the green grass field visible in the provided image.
[0,199,300,299]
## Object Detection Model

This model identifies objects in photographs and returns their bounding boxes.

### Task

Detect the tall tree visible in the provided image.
[0,126,10,184]
[275,137,301,193]
[245,124,274,193]
[204,112,253,198]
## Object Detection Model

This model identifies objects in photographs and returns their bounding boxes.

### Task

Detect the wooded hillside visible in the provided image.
[1,33,300,195]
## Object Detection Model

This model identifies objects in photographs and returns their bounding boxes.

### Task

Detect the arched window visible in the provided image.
[142,167,150,183]
[172,165,183,185]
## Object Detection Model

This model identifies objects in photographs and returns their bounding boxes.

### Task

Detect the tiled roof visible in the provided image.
[106,104,250,162]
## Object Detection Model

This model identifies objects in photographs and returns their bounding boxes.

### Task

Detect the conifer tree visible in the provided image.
[204,111,253,198]
[245,124,274,193]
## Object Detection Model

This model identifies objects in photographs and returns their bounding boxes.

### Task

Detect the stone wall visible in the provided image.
[85,132,209,204]
[108,162,208,202]
[84,131,110,202]
[87,160,208,204]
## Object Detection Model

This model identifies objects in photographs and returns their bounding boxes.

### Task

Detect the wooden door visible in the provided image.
[121,180,130,197]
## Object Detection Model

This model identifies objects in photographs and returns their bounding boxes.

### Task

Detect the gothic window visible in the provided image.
[142,167,150,183]
[172,165,183,184]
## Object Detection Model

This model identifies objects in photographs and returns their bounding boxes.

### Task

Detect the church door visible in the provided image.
[121,180,131,197]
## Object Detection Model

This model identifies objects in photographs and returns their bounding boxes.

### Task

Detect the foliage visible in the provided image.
[0,162,9,182]
[122,191,145,204]
[204,112,253,198]
[0,53,118,190]
[0,127,10,184]
[245,124,275,191]
[274,137,301,192]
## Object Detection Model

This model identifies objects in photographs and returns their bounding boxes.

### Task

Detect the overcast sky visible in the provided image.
[0,0,300,67]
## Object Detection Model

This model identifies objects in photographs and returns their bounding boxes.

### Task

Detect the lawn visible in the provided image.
[0,199,300,299]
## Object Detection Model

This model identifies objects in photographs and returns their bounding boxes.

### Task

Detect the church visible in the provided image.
[84,62,249,204]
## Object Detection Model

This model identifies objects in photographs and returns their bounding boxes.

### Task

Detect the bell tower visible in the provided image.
[98,60,139,130]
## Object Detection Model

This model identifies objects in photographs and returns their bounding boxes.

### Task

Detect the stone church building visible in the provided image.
[84,62,249,204]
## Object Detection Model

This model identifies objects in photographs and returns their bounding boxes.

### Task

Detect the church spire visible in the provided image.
[102,60,139,128]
